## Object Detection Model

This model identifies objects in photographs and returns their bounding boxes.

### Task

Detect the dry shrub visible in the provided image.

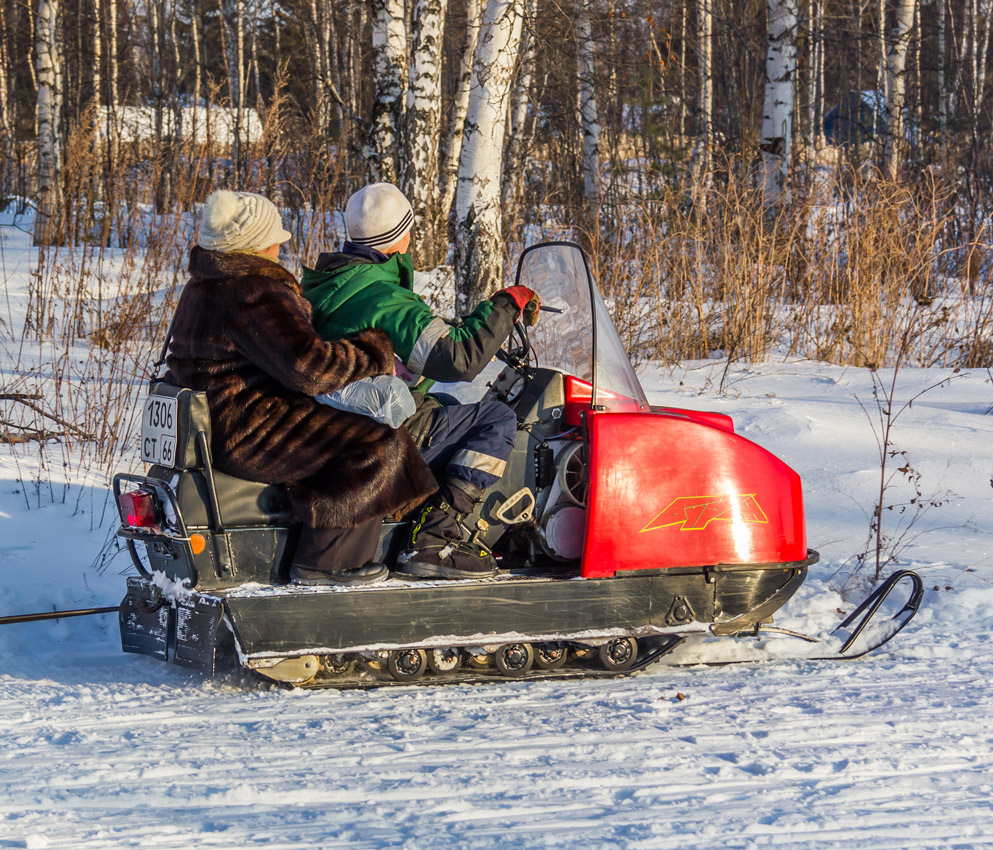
[4,77,376,491]
[583,160,986,373]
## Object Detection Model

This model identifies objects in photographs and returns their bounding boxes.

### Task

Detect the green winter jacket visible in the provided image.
[300,249,518,389]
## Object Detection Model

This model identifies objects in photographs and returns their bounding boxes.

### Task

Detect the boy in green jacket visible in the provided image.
[301,183,537,579]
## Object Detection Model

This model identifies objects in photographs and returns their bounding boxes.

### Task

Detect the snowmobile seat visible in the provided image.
[143,382,293,528]
[148,465,293,528]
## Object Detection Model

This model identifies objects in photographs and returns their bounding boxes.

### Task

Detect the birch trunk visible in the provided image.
[692,0,713,192]
[403,0,447,267]
[440,0,481,227]
[854,0,863,107]
[308,0,333,134]
[250,0,262,109]
[680,0,687,140]
[0,0,11,188]
[877,0,887,105]
[234,0,245,176]
[108,0,118,108]
[191,0,202,105]
[760,0,797,206]
[938,0,947,146]
[577,0,600,202]
[811,0,824,151]
[34,0,62,245]
[92,0,102,109]
[882,0,915,180]
[272,0,281,82]
[971,0,993,149]
[912,0,921,143]
[150,0,168,210]
[27,2,39,94]
[453,0,524,308]
[351,2,367,120]
[369,0,407,183]
[502,0,536,210]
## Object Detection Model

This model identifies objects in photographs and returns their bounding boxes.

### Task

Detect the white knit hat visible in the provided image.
[344,183,413,250]
[197,190,292,253]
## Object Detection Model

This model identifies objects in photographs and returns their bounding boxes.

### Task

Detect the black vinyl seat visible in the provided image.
[148,465,293,529]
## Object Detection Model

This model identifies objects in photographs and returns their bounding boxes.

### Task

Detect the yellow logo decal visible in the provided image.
[641,494,768,532]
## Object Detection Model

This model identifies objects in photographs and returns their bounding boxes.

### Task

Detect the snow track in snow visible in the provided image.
[1,620,991,848]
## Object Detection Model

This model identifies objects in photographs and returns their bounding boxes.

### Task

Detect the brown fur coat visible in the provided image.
[165,246,437,528]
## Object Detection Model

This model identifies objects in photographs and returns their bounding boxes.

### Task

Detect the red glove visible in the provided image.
[495,286,541,326]
[495,285,537,313]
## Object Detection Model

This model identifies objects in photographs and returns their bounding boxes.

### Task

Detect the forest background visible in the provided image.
[1,0,992,480]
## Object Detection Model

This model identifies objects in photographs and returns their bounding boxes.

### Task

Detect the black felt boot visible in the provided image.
[289,518,389,586]
[395,477,498,579]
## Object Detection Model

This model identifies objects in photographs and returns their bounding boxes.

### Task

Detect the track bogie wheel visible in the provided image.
[427,647,463,674]
[322,654,357,676]
[535,642,568,669]
[466,651,494,670]
[598,637,638,671]
[387,648,428,681]
[494,643,534,677]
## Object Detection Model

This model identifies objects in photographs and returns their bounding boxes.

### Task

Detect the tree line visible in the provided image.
[1,0,991,304]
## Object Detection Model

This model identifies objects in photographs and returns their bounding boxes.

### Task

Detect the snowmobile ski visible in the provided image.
[663,569,924,668]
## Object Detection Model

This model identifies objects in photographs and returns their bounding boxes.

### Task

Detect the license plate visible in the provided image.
[140,395,178,466]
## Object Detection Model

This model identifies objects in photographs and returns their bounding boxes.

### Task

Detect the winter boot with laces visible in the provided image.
[395,477,498,579]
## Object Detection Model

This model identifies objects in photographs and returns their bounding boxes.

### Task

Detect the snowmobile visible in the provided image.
[114,241,922,688]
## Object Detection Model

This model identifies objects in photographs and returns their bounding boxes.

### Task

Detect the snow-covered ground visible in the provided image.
[3,218,993,848]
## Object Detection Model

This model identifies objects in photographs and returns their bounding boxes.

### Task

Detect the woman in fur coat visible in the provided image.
[165,190,437,585]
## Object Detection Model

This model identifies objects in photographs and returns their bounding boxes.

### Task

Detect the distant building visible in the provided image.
[94,104,263,147]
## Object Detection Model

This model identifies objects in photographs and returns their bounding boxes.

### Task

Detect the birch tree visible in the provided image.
[760,0,797,206]
[877,0,887,106]
[149,0,166,207]
[234,0,246,174]
[968,0,993,153]
[403,0,448,268]
[34,0,62,245]
[806,0,823,154]
[369,0,407,183]
[938,0,948,146]
[191,0,202,106]
[502,0,536,210]
[0,0,11,190]
[881,0,915,181]
[307,0,333,134]
[92,0,102,111]
[577,0,600,203]
[440,0,481,226]
[691,0,714,192]
[453,0,524,307]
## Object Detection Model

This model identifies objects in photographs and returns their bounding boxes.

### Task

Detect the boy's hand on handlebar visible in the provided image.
[521,297,540,327]
[495,285,540,326]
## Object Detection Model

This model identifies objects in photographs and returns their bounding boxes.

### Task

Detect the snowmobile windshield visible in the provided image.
[516,242,649,412]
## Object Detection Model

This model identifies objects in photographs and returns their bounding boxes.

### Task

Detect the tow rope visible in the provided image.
[0,606,119,626]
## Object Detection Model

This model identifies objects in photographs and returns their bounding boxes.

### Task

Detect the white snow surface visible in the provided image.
[3,221,993,846]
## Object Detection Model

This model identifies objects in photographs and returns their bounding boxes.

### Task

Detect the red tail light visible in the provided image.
[119,489,159,528]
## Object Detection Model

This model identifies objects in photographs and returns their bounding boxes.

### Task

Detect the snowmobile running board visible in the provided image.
[302,570,924,688]
[116,563,922,689]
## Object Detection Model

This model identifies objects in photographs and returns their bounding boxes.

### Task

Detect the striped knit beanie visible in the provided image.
[344,183,413,250]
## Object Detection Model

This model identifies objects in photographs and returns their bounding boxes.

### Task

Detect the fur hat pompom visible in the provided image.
[202,190,241,235]
[197,189,292,254]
